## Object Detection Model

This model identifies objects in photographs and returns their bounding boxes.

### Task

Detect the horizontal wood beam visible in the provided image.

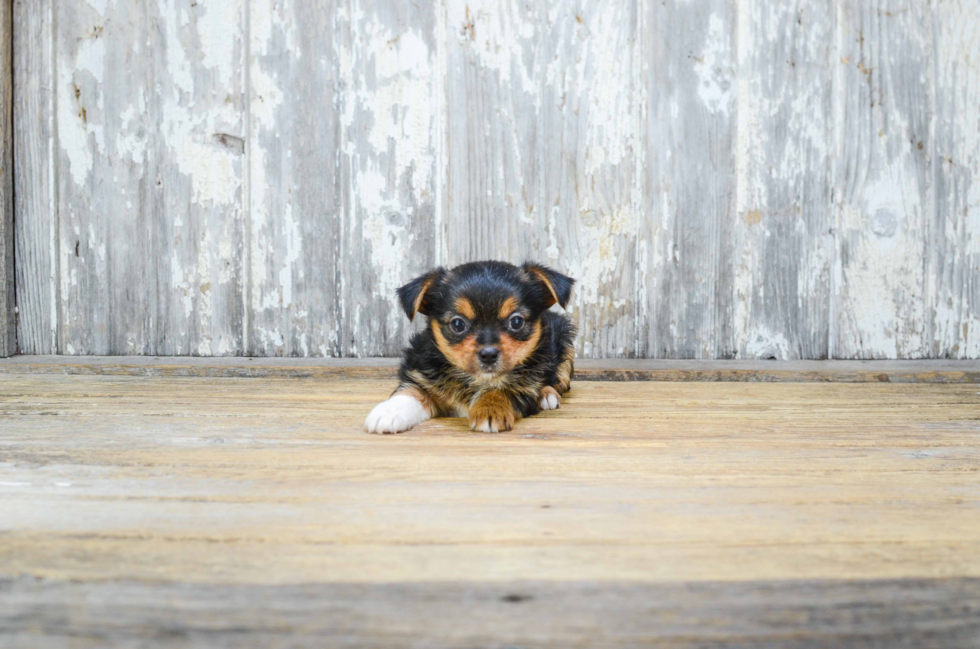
[1,356,978,383]
[4,576,979,648]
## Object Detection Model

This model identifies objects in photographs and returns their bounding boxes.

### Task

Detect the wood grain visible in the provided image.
[637,0,737,358]
[3,577,979,648]
[2,356,979,383]
[443,0,541,265]
[341,0,440,356]
[733,0,834,360]
[0,0,12,358]
[52,1,246,355]
[10,0,980,359]
[931,1,980,359]
[540,0,638,359]
[1,374,979,644]
[444,0,638,359]
[12,0,55,355]
[145,1,246,356]
[833,0,933,359]
[246,0,344,357]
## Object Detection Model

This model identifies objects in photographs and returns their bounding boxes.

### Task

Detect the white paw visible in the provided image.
[364,394,430,434]
[539,393,560,411]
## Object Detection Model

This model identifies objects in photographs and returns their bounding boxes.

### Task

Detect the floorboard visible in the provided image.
[1,370,979,646]
[2,355,979,382]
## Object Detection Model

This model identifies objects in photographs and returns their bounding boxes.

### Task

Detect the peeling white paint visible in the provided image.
[26,0,980,359]
[449,0,537,94]
[114,104,146,164]
[356,169,405,305]
[248,0,291,321]
[174,140,238,205]
[278,200,300,308]
[198,2,239,88]
[216,335,236,356]
[159,0,195,95]
[339,5,441,350]
[579,3,634,175]
[58,36,106,186]
[838,159,927,358]
[745,328,791,360]
[218,237,236,285]
[85,0,109,14]
[694,13,733,114]
[257,326,285,350]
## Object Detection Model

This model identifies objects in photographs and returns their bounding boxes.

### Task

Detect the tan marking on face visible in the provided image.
[433,322,478,374]
[468,390,517,432]
[392,384,441,417]
[453,297,476,319]
[498,321,542,371]
[498,296,520,320]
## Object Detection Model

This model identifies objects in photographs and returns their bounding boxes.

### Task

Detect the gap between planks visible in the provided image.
[0,356,979,382]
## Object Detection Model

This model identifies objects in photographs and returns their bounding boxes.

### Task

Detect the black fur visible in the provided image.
[396,267,446,320]
[395,261,576,423]
[522,262,574,309]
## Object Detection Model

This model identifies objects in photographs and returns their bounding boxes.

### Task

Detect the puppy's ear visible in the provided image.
[522,263,575,309]
[396,267,445,321]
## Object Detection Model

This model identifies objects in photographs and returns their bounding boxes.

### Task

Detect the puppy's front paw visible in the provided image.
[365,394,430,434]
[468,391,516,433]
[539,385,561,411]
[469,410,515,433]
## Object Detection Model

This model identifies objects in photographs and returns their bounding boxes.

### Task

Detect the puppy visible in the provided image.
[365,261,576,434]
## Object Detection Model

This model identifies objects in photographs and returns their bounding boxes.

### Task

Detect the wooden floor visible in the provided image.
[2,366,979,647]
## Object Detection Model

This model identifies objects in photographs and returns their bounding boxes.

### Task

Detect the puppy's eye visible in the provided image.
[508,314,525,331]
[450,317,467,334]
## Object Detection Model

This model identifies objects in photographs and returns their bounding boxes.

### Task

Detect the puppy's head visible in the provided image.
[397,261,574,379]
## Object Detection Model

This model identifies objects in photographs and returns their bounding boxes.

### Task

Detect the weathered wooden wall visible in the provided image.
[11,0,980,359]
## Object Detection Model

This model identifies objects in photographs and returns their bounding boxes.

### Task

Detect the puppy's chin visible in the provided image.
[471,364,508,383]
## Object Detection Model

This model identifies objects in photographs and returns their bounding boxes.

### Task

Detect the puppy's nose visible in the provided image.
[478,347,500,365]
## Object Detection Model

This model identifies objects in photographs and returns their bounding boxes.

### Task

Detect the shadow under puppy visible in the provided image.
[365,261,576,434]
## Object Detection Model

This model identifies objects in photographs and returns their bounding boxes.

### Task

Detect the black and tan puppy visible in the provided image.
[365,261,576,434]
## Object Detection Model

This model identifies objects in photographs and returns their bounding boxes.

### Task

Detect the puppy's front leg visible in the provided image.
[469,390,517,433]
[538,385,562,411]
[365,387,434,434]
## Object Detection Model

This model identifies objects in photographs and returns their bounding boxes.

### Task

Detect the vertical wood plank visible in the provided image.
[0,0,12,357]
[637,0,737,358]
[13,0,56,354]
[931,0,980,358]
[832,0,933,358]
[537,0,638,358]
[443,0,541,264]
[443,0,638,358]
[55,0,245,355]
[732,0,835,359]
[147,0,246,356]
[54,0,116,354]
[343,0,441,356]
[247,0,343,357]
[248,0,440,357]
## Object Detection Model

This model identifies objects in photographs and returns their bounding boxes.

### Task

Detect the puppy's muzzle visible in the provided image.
[478,346,500,367]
